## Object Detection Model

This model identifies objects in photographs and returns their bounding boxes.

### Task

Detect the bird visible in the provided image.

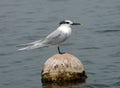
[18,20,80,54]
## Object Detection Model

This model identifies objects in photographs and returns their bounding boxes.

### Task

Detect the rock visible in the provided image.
[41,53,87,82]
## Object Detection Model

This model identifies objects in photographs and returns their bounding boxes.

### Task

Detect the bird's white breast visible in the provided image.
[58,25,72,36]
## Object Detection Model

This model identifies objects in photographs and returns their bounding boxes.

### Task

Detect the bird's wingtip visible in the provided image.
[18,47,28,51]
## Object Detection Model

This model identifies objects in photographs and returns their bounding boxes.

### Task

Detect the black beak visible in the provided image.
[72,23,81,25]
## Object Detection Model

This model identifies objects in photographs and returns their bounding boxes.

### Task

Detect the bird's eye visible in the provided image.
[66,22,69,24]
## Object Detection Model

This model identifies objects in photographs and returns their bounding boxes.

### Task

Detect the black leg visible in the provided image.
[57,46,65,54]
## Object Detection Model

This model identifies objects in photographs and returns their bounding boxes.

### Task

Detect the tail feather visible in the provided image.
[17,39,43,47]
[18,43,46,50]
[18,39,46,50]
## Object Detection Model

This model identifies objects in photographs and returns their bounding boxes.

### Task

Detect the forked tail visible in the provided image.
[18,39,46,50]
[18,43,46,50]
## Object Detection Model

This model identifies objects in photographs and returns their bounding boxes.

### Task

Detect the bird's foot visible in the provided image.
[59,52,66,54]
[57,47,65,54]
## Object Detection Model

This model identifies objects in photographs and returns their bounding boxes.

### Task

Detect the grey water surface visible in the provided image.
[0,0,120,88]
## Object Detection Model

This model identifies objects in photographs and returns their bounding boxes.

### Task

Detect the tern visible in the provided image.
[18,20,80,54]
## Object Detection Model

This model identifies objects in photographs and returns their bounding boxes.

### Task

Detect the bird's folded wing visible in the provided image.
[44,29,67,45]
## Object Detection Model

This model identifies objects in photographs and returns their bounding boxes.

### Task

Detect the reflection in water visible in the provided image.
[42,79,86,88]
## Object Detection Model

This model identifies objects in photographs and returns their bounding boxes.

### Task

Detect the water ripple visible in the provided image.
[82,83,110,88]
[0,65,9,69]
[112,81,120,87]
[79,47,100,50]
[110,51,120,57]
[95,29,120,33]
[91,83,110,88]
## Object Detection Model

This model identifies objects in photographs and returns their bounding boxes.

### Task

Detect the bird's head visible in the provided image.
[59,20,81,26]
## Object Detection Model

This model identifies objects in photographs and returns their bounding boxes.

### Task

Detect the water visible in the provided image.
[0,0,120,88]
